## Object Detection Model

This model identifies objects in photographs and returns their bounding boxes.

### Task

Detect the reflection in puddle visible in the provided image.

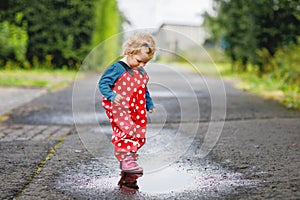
[139,167,193,193]
[118,172,143,192]
[54,160,260,199]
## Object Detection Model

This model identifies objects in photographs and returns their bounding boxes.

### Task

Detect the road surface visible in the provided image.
[1,62,300,199]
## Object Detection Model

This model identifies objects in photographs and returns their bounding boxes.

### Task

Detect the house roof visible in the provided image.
[158,22,202,29]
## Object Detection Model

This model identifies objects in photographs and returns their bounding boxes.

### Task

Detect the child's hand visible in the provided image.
[148,108,155,113]
[114,94,123,104]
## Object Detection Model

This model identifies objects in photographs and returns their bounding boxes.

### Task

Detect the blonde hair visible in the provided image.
[122,33,156,59]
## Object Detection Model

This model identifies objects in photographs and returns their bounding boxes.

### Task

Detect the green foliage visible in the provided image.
[245,38,300,104]
[214,60,300,110]
[0,14,28,66]
[87,0,122,70]
[204,0,300,109]
[237,73,300,110]
[0,0,123,70]
[92,0,121,46]
[272,40,300,86]
[204,0,300,74]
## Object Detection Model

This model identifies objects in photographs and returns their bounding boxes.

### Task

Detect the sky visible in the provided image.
[117,0,213,31]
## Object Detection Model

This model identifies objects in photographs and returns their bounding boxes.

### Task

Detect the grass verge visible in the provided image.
[171,61,300,110]
[215,62,300,110]
[0,69,78,92]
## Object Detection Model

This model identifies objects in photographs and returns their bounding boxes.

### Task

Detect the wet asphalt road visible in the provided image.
[2,62,300,199]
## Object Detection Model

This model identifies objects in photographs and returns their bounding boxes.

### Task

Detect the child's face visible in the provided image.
[127,53,151,69]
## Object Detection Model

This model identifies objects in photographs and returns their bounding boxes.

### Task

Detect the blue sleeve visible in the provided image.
[98,63,125,102]
[146,86,155,111]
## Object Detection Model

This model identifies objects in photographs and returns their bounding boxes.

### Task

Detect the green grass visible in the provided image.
[172,60,300,110]
[0,69,78,91]
[215,62,300,110]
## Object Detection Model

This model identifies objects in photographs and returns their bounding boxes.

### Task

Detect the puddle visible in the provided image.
[76,125,199,173]
[139,167,193,193]
[54,159,260,199]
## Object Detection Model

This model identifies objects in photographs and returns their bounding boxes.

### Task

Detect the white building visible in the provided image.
[154,23,209,54]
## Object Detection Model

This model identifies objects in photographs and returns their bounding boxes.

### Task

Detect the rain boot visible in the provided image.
[120,155,143,174]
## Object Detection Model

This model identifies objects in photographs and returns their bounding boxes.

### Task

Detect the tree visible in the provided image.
[88,0,123,70]
[204,0,300,74]
[0,0,123,69]
[0,12,28,66]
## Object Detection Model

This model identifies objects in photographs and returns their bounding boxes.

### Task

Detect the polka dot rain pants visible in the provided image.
[102,70,149,161]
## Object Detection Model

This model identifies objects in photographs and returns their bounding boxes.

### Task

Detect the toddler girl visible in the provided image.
[98,33,156,173]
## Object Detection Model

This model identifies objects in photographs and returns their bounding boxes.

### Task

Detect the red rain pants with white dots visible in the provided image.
[102,70,149,161]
